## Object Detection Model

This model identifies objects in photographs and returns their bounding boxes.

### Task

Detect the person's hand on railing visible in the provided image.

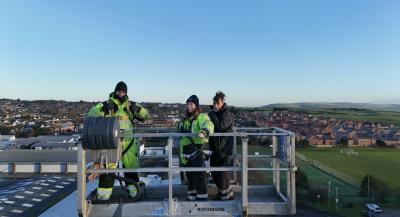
[197,131,206,138]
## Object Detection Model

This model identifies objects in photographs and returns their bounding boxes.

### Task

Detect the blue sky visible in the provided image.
[0,0,399,107]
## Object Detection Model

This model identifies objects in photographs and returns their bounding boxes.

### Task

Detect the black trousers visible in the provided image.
[185,154,208,196]
[182,144,208,199]
[210,152,232,198]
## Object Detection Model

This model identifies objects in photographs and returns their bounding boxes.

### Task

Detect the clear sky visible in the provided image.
[0,0,399,107]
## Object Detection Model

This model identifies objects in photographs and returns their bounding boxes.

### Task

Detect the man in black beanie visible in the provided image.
[87,81,149,201]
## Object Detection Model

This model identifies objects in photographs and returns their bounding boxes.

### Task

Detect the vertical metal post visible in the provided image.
[241,137,248,215]
[288,134,296,214]
[335,187,339,211]
[167,137,174,216]
[233,127,238,184]
[328,180,331,207]
[77,143,87,217]
[286,135,291,205]
[272,131,280,193]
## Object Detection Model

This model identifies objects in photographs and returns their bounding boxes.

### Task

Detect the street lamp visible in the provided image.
[317,194,321,208]
[335,187,339,211]
[367,175,370,203]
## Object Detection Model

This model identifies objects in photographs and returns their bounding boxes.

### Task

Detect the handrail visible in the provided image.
[121,131,291,138]
[77,127,296,217]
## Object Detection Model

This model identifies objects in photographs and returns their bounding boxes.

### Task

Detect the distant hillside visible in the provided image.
[263,102,400,112]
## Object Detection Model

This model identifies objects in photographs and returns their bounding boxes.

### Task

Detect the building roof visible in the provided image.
[0,149,89,163]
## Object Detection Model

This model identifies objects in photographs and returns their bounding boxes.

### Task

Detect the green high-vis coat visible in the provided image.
[87,93,149,168]
[178,113,214,165]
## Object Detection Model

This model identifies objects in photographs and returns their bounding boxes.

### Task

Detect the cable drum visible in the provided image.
[83,117,120,150]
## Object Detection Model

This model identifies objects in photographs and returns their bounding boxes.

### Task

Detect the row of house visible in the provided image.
[249,111,400,147]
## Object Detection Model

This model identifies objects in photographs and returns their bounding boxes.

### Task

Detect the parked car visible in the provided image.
[366,204,382,213]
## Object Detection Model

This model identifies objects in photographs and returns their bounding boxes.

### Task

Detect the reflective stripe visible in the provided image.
[119,119,132,129]
[128,185,137,193]
[97,187,112,197]
[182,154,194,159]
[186,195,196,201]
[218,188,230,194]
[97,194,111,200]
[218,191,233,200]
[187,190,197,195]
[128,185,138,198]
[196,193,208,199]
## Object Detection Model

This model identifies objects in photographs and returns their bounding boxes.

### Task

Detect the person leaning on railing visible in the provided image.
[177,95,214,201]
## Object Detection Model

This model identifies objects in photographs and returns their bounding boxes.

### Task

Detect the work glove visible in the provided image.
[129,103,141,114]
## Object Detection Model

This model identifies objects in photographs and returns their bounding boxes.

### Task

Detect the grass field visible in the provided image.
[297,150,400,217]
[298,163,364,217]
[243,144,400,216]
[298,147,400,190]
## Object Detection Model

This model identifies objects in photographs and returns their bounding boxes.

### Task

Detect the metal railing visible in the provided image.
[77,127,297,217]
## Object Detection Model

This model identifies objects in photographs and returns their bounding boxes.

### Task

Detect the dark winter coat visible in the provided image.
[208,104,235,157]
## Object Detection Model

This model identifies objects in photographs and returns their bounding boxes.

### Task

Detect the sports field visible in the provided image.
[298,148,400,189]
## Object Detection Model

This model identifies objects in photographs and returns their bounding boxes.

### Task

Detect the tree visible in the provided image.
[309,184,328,202]
[0,126,12,135]
[375,140,386,148]
[16,130,30,138]
[395,188,400,204]
[243,120,257,127]
[338,138,349,147]
[297,139,310,148]
[359,175,391,203]
[296,168,310,190]
[31,127,53,137]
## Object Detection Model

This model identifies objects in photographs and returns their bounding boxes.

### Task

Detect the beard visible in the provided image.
[115,94,127,102]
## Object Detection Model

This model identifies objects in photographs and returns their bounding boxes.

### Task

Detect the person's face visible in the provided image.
[186,102,196,113]
[213,99,224,111]
[115,90,127,98]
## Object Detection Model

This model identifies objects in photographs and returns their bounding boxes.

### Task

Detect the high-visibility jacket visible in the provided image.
[178,113,214,165]
[87,93,149,168]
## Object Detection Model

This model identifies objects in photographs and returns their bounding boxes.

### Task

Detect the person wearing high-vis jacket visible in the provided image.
[87,81,149,200]
[178,95,214,201]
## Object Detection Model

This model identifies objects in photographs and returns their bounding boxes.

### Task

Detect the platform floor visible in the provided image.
[85,184,290,217]
[88,184,281,203]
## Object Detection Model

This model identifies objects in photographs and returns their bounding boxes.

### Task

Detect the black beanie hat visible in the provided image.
[115,81,127,93]
[186,95,199,107]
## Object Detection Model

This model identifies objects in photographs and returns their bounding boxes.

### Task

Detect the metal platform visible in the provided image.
[86,184,290,217]
[77,127,297,217]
